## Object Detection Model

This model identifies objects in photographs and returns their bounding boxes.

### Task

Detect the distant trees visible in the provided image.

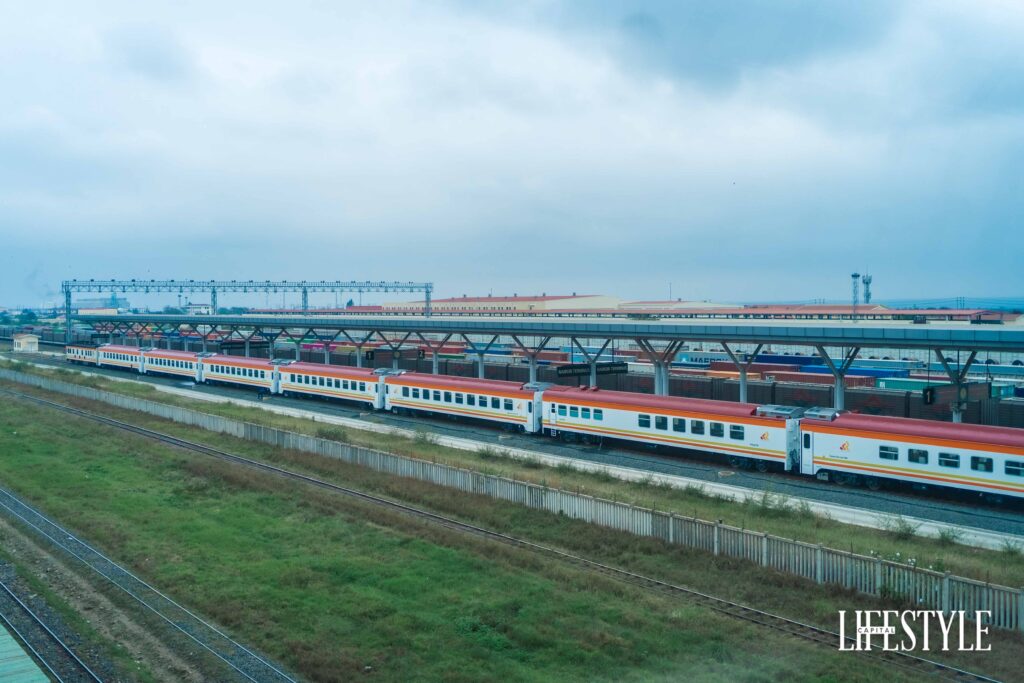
[162,305,184,314]
[18,309,38,324]
[346,298,355,308]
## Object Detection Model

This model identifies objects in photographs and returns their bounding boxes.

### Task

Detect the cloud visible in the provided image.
[0,1,1022,305]
[103,23,195,82]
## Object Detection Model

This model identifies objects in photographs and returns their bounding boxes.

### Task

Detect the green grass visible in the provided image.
[0,396,926,682]
[3,358,1024,589]
[4,387,1024,680]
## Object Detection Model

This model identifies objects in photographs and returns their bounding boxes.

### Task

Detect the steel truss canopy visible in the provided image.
[74,313,1024,353]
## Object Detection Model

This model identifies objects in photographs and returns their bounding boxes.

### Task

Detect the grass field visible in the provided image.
[0,394,928,682]
[2,385,1024,679]
[4,358,1023,589]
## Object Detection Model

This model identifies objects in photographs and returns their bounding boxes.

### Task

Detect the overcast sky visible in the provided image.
[2,1,1022,307]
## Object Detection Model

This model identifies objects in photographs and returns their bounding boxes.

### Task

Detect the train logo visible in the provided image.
[761,432,770,441]
[840,442,850,451]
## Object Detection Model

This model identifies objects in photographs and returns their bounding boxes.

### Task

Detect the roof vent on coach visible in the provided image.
[523,382,553,391]
[755,405,805,419]
[269,358,294,365]
[803,407,842,421]
[373,368,405,376]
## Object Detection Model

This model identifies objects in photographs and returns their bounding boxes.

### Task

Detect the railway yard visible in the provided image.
[2,320,1024,681]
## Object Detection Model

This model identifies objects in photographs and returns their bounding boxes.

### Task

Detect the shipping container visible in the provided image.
[876,377,950,391]
[763,371,876,388]
[708,361,802,373]
[800,365,909,379]
[754,353,819,366]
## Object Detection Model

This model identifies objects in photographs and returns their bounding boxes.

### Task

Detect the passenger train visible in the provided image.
[66,344,1024,502]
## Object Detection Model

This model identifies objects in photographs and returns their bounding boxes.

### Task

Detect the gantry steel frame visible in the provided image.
[75,313,1024,422]
[61,280,434,343]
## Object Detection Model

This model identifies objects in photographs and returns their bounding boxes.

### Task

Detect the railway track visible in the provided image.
[0,388,1003,682]
[0,576,102,682]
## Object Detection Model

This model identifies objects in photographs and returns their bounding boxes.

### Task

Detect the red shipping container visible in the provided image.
[709,361,803,373]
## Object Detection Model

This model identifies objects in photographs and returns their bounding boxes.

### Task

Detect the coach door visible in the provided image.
[800,432,815,475]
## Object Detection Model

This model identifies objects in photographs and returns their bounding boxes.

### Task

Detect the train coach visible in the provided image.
[97,344,143,371]
[382,373,542,432]
[799,411,1024,502]
[66,344,99,365]
[142,348,204,382]
[542,387,800,471]
[280,362,382,409]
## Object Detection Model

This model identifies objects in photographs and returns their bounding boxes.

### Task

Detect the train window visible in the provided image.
[479,396,487,406]
[710,422,724,438]
[444,391,452,403]
[558,405,567,416]
[594,409,603,421]
[528,403,532,413]
[570,406,579,418]
[908,449,928,464]
[467,395,475,406]
[551,404,557,414]
[360,383,366,392]
[413,388,421,399]
[1006,461,1024,477]
[655,416,667,430]
[879,446,898,461]
[691,420,705,435]
[729,425,744,440]
[342,380,349,390]
[638,414,651,428]
[491,397,500,409]
[581,407,591,419]
[402,386,410,397]
[938,452,960,468]
[971,456,993,473]
[504,399,513,411]
[435,391,442,401]
[672,418,686,433]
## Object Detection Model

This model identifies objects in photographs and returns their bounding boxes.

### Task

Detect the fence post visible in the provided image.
[760,533,768,567]
[942,573,951,614]
[874,558,883,596]
[816,545,824,584]
[668,513,674,544]
[713,521,720,556]
[1019,587,1024,632]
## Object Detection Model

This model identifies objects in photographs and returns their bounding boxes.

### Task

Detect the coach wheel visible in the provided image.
[834,472,858,486]
[864,476,882,491]
[517,424,526,433]
[728,455,743,468]
[561,431,577,444]
[391,407,400,415]
[982,493,1005,506]
[754,460,771,473]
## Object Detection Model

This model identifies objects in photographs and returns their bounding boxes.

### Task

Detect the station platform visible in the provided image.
[0,624,48,682]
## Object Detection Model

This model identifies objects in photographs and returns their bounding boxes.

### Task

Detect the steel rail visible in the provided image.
[1,388,1001,683]
[0,578,103,683]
